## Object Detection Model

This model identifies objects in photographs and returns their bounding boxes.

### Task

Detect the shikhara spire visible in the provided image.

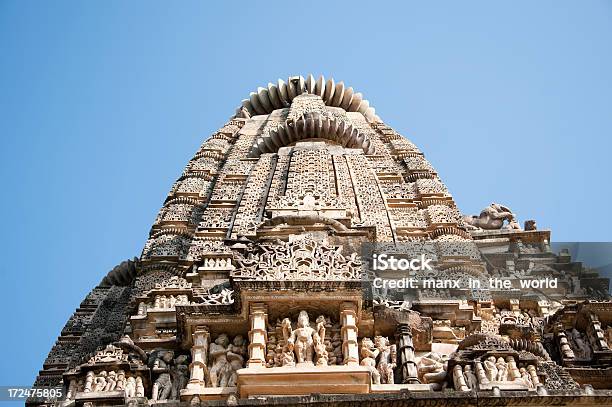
[33,75,612,406]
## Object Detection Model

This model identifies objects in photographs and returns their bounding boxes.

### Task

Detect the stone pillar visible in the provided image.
[247,303,268,368]
[186,325,210,391]
[555,325,575,360]
[340,301,359,366]
[587,313,610,351]
[397,323,419,383]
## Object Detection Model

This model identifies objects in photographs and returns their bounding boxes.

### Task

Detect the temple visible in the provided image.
[33,75,612,406]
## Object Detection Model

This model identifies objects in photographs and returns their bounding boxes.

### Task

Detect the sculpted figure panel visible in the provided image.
[464,203,521,230]
[417,352,448,390]
[280,311,329,366]
[208,334,247,388]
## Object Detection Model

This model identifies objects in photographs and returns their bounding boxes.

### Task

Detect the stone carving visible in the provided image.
[233,237,363,281]
[464,203,521,230]
[209,335,231,387]
[87,344,129,364]
[68,369,144,400]
[568,328,592,359]
[150,351,191,401]
[417,352,448,390]
[453,365,470,391]
[238,75,377,120]
[199,288,234,306]
[225,336,247,387]
[207,334,247,388]
[281,311,328,366]
[374,336,396,384]
[314,316,329,366]
[360,337,381,384]
[152,351,174,401]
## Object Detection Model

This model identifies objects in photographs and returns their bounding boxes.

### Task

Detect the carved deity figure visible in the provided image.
[209,334,230,387]
[374,336,396,384]
[286,311,316,364]
[464,203,520,230]
[360,337,381,384]
[417,352,448,390]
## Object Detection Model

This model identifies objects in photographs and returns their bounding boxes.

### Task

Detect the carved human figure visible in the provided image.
[495,357,508,381]
[474,361,489,385]
[152,351,174,400]
[463,365,478,389]
[171,355,190,399]
[93,371,107,392]
[287,311,316,364]
[125,377,136,398]
[222,336,247,387]
[453,365,469,391]
[226,353,245,387]
[484,356,498,382]
[314,316,329,366]
[115,370,125,391]
[417,352,448,390]
[209,334,230,387]
[228,335,247,359]
[280,318,296,367]
[84,371,95,393]
[519,367,533,388]
[104,370,117,391]
[135,376,145,397]
[360,337,381,385]
[506,356,520,381]
[374,336,396,384]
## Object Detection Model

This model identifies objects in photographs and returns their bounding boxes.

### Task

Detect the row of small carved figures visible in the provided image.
[414,352,540,391]
[65,370,145,400]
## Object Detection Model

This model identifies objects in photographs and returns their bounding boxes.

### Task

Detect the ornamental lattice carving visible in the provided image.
[232,237,363,281]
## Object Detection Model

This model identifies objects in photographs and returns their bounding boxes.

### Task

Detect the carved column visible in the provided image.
[340,301,359,366]
[587,313,610,351]
[247,303,268,368]
[186,325,210,391]
[397,323,419,383]
[555,325,575,360]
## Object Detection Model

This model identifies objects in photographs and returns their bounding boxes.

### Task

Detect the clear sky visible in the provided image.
[1,0,611,388]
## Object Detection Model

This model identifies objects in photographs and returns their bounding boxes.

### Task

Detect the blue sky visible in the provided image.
[1,0,611,388]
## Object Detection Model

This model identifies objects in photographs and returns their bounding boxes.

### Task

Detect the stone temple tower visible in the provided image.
[34,75,612,406]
